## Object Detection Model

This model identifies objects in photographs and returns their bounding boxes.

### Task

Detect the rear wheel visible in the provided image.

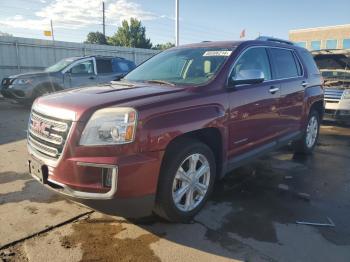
[294,110,320,154]
[154,139,216,222]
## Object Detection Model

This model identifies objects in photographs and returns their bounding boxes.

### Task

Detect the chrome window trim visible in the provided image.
[226,45,305,87]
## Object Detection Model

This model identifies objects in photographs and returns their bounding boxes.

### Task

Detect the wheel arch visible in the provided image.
[160,127,225,181]
[310,99,324,121]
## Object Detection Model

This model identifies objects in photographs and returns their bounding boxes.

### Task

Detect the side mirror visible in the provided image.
[229,69,265,86]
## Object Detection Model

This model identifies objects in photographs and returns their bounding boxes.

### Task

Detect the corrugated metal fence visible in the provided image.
[0,36,159,80]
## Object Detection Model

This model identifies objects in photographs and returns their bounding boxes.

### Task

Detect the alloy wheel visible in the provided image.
[306,115,318,148]
[172,153,211,212]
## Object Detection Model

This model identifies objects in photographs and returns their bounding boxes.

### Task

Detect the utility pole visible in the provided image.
[102,1,106,37]
[175,0,179,46]
[50,19,57,62]
[50,19,55,41]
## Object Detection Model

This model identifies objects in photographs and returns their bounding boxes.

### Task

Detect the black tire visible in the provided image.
[32,86,53,101]
[293,110,320,155]
[153,138,216,222]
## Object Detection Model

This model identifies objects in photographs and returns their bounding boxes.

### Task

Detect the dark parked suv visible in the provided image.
[27,37,324,222]
[1,55,135,104]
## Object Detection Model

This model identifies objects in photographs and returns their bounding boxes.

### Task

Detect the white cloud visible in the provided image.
[0,0,158,30]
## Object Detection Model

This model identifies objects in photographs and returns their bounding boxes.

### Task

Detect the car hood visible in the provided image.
[312,49,350,71]
[35,82,185,121]
[8,71,56,79]
[312,50,350,88]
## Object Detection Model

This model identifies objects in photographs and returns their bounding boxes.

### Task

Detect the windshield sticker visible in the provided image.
[203,51,232,57]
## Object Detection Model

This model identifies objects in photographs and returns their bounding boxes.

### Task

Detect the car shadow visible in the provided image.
[0,99,30,144]
[78,138,350,261]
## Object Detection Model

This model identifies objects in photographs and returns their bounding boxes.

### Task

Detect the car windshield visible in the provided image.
[45,58,76,72]
[125,47,233,85]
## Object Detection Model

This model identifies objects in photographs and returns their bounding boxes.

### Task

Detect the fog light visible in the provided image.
[102,168,113,187]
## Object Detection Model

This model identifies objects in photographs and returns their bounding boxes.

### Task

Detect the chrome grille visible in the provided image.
[27,110,72,159]
[324,88,344,102]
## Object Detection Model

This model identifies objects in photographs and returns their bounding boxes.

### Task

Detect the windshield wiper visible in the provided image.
[144,80,175,86]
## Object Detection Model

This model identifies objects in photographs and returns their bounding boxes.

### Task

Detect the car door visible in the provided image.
[67,58,98,88]
[227,46,282,158]
[268,48,305,136]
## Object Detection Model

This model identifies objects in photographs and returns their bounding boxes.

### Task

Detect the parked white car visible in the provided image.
[312,49,350,124]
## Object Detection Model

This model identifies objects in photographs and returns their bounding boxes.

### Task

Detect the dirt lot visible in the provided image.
[1,99,350,262]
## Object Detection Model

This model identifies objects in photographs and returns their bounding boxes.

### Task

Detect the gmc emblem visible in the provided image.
[32,119,50,136]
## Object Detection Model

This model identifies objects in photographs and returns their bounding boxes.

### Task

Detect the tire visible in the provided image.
[32,86,53,101]
[293,110,320,155]
[154,138,216,222]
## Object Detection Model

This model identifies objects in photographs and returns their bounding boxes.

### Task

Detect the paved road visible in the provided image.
[1,99,350,262]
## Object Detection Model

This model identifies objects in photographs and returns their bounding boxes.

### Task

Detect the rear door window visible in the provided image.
[111,59,134,73]
[96,59,113,74]
[269,48,299,79]
[118,61,131,72]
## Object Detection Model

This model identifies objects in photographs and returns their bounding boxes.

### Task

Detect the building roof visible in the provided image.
[289,24,350,33]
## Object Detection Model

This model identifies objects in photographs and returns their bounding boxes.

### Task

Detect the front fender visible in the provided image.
[138,104,227,152]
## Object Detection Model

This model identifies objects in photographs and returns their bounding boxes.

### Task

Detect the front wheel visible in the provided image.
[32,86,53,102]
[154,139,216,222]
[293,110,320,154]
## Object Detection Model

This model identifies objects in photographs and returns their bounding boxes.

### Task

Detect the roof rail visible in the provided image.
[256,36,295,46]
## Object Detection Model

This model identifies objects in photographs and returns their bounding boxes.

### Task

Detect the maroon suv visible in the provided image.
[27,37,324,222]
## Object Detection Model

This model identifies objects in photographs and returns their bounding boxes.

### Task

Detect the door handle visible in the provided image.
[301,81,309,88]
[269,86,280,94]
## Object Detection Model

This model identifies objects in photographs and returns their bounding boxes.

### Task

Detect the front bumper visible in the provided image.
[28,143,164,201]
[324,100,350,122]
[1,85,32,100]
[46,162,119,200]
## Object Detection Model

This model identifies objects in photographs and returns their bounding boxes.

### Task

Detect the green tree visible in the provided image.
[108,18,152,49]
[152,42,175,50]
[85,32,108,45]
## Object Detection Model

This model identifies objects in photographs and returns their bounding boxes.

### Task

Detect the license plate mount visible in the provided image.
[28,159,46,184]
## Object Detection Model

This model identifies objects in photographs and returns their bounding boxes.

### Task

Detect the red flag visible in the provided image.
[240,29,246,39]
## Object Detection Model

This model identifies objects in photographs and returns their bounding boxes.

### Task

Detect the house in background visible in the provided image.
[289,24,350,51]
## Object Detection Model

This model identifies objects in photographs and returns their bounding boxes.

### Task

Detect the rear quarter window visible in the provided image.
[299,50,320,75]
[112,59,135,73]
[96,59,113,74]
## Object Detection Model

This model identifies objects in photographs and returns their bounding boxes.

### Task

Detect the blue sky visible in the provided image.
[0,0,349,45]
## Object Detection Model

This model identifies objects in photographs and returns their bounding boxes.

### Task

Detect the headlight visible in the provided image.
[342,89,350,99]
[80,107,137,146]
[13,78,32,85]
